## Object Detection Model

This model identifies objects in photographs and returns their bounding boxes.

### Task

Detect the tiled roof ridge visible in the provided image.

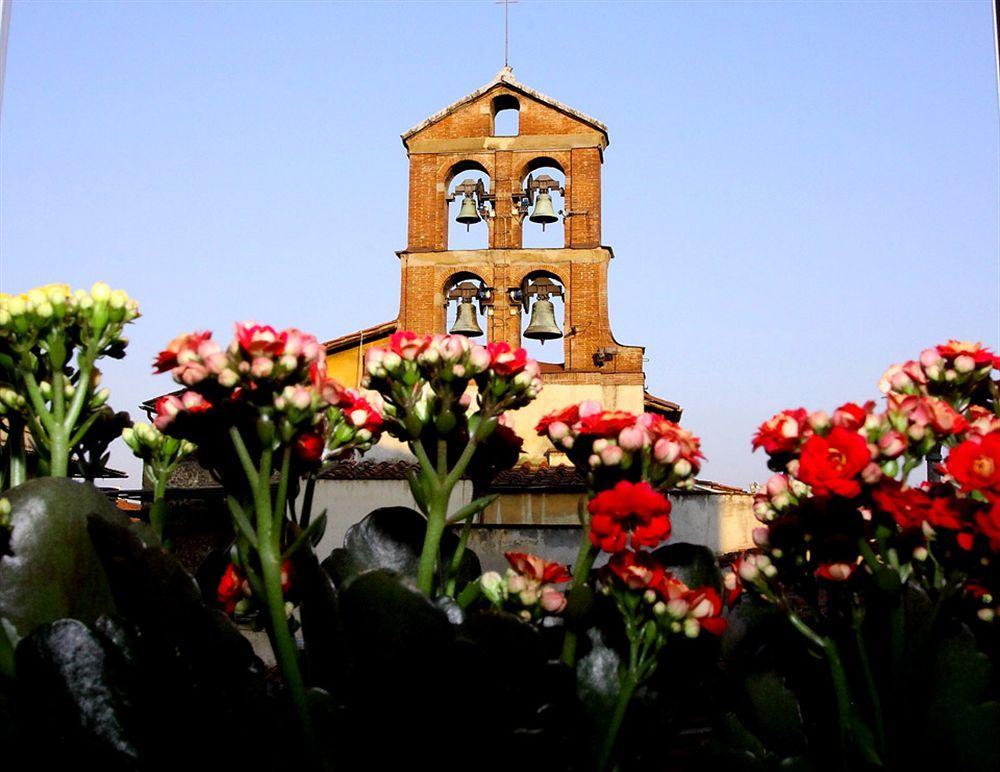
[319,459,747,494]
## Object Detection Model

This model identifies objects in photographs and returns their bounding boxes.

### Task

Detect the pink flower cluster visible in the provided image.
[879,340,997,397]
[153,322,383,465]
[536,401,703,490]
[362,331,542,441]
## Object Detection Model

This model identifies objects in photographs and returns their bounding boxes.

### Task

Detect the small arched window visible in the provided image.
[492,94,520,137]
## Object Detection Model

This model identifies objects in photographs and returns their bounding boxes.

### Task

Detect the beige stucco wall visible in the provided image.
[306,478,754,567]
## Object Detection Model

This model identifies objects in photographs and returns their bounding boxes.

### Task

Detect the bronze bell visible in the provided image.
[523,297,562,342]
[449,299,484,337]
[456,195,481,231]
[529,192,559,231]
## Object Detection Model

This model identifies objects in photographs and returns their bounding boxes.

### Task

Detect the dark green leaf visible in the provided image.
[322,506,480,589]
[14,619,139,766]
[743,671,806,755]
[0,478,147,637]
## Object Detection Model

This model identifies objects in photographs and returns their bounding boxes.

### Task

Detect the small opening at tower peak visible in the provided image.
[492,94,520,137]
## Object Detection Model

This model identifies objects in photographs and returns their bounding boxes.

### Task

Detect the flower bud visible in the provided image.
[90,281,112,303]
[666,598,689,618]
[479,571,504,605]
[91,387,111,408]
[506,573,527,594]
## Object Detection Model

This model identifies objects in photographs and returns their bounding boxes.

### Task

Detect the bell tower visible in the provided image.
[397,68,648,398]
[304,67,682,461]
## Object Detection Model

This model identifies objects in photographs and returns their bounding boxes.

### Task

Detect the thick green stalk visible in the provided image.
[227,429,316,760]
[48,427,69,478]
[259,541,313,745]
[417,491,448,594]
[415,433,481,596]
[149,473,169,541]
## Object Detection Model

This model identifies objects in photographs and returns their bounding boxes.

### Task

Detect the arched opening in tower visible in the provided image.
[520,161,566,249]
[446,164,492,251]
[518,270,566,366]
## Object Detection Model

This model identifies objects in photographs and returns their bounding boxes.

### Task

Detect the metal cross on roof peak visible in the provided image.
[495,0,518,68]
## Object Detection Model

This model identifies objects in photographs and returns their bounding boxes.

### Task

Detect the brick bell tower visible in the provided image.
[396,67,669,441]
[320,68,679,462]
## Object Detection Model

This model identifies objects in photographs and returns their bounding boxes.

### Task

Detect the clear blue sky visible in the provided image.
[1,1,997,487]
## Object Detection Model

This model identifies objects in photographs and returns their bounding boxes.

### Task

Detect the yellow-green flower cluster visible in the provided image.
[123,422,197,471]
[0,282,139,356]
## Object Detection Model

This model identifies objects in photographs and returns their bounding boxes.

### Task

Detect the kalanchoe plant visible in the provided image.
[536,402,704,664]
[536,404,719,769]
[0,282,138,479]
[731,339,1000,769]
[362,332,541,595]
[122,421,197,541]
[152,321,383,750]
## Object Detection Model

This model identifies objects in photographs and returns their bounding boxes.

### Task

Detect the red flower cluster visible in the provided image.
[871,480,971,536]
[603,551,727,636]
[217,560,292,615]
[796,427,872,498]
[504,551,571,584]
[946,432,1000,493]
[588,480,672,552]
[486,342,531,377]
[752,408,809,454]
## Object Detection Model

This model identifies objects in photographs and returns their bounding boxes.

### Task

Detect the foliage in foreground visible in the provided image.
[0,282,997,770]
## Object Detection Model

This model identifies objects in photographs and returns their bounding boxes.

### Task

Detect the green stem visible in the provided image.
[436,437,447,476]
[561,499,596,666]
[48,427,69,477]
[300,474,316,528]
[20,370,54,433]
[259,543,315,754]
[412,438,438,487]
[150,472,169,542]
[444,515,474,598]
[598,670,639,772]
[228,426,260,490]
[414,432,481,596]
[62,342,97,433]
[852,608,886,761]
[445,492,499,525]
[228,429,317,763]
[273,445,291,542]
[7,415,26,488]
[787,611,852,771]
[417,491,448,595]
